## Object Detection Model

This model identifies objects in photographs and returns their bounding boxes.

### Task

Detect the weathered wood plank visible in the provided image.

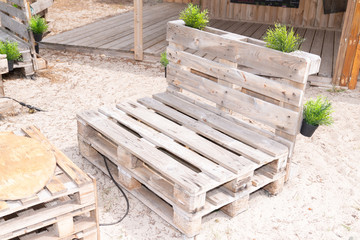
[0,2,27,21]
[30,0,53,15]
[116,102,258,175]
[98,106,236,182]
[167,47,304,107]
[152,92,289,157]
[0,11,29,40]
[319,30,334,77]
[137,97,274,163]
[167,63,300,135]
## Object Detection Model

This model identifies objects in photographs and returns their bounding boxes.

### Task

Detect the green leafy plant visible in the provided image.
[179,3,209,30]
[0,40,21,61]
[29,15,48,34]
[263,23,304,53]
[303,96,333,126]
[160,52,168,67]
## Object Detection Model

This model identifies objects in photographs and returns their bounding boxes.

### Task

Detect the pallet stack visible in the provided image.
[0,126,100,240]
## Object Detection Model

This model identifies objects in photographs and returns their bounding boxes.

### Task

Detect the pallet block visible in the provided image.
[0,126,100,240]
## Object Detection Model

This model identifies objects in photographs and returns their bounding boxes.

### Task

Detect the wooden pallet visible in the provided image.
[0,126,100,240]
[77,104,287,237]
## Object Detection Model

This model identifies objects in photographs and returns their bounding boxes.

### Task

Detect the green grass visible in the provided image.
[179,3,209,30]
[160,52,168,67]
[0,40,21,61]
[303,96,333,126]
[29,15,48,34]
[263,23,304,53]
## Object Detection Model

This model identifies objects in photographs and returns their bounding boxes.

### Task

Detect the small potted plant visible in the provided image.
[0,40,22,71]
[300,96,333,137]
[29,15,48,42]
[263,23,304,53]
[179,3,209,30]
[160,51,168,77]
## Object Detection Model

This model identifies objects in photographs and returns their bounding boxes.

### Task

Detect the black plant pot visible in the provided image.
[7,60,14,72]
[33,33,43,42]
[164,66,167,78]
[300,119,319,137]
[35,43,39,54]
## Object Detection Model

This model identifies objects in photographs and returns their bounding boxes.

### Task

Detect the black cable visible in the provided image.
[0,97,46,112]
[99,155,130,226]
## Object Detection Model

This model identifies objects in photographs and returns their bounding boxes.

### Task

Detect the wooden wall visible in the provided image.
[201,0,345,30]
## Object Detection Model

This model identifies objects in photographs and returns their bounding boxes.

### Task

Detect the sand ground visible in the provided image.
[0,1,360,239]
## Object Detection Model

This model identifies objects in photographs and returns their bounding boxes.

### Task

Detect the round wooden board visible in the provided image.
[0,133,56,200]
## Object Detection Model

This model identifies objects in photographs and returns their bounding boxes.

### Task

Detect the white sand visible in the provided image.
[1,50,359,240]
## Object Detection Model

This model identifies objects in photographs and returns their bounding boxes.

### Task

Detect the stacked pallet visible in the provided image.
[0,126,99,240]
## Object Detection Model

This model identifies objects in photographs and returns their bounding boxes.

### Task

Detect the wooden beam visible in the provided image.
[339,0,360,86]
[332,0,357,85]
[134,0,143,60]
[349,37,360,89]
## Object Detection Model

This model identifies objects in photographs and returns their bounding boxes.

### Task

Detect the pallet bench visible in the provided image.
[77,20,320,237]
[0,126,99,240]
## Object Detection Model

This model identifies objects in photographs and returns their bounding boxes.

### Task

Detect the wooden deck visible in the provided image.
[42,3,340,79]
[42,3,185,59]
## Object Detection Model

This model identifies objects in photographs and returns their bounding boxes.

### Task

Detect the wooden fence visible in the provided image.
[200,0,344,30]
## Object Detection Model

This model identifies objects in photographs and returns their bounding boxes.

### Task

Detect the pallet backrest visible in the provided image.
[0,0,32,42]
[166,20,320,155]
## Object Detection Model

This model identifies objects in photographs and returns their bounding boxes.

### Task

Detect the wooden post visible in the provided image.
[134,0,143,61]
[339,0,360,86]
[0,77,4,97]
[349,38,360,89]
[332,0,358,85]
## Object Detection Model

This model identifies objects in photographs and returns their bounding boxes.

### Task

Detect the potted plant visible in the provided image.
[29,15,48,42]
[263,23,304,53]
[300,96,333,137]
[0,40,22,71]
[179,3,209,30]
[160,51,168,77]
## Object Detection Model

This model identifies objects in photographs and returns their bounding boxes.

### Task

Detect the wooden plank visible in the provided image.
[250,24,269,40]
[300,28,315,52]
[0,2,27,21]
[22,126,91,187]
[0,11,29,40]
[30,0,53,15]
[318,30,334,77]
[116,102,258,175]
[0,201,8,212]
[6,0,25,8]
[333,0,357,85]
[98,106,236,182]
[241,23,261,37]
[310,29,325,56]
[134,0,143,60]
[349,38,360,89]
[167,20,311,83]
[137,97,274,163]
[166,47,304,107]
[77,110,215,194]
[333,30,341,76]
[167,63,300,135]
[153,92,289,157]
[45,175,67,196]
[340,1,360,86]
